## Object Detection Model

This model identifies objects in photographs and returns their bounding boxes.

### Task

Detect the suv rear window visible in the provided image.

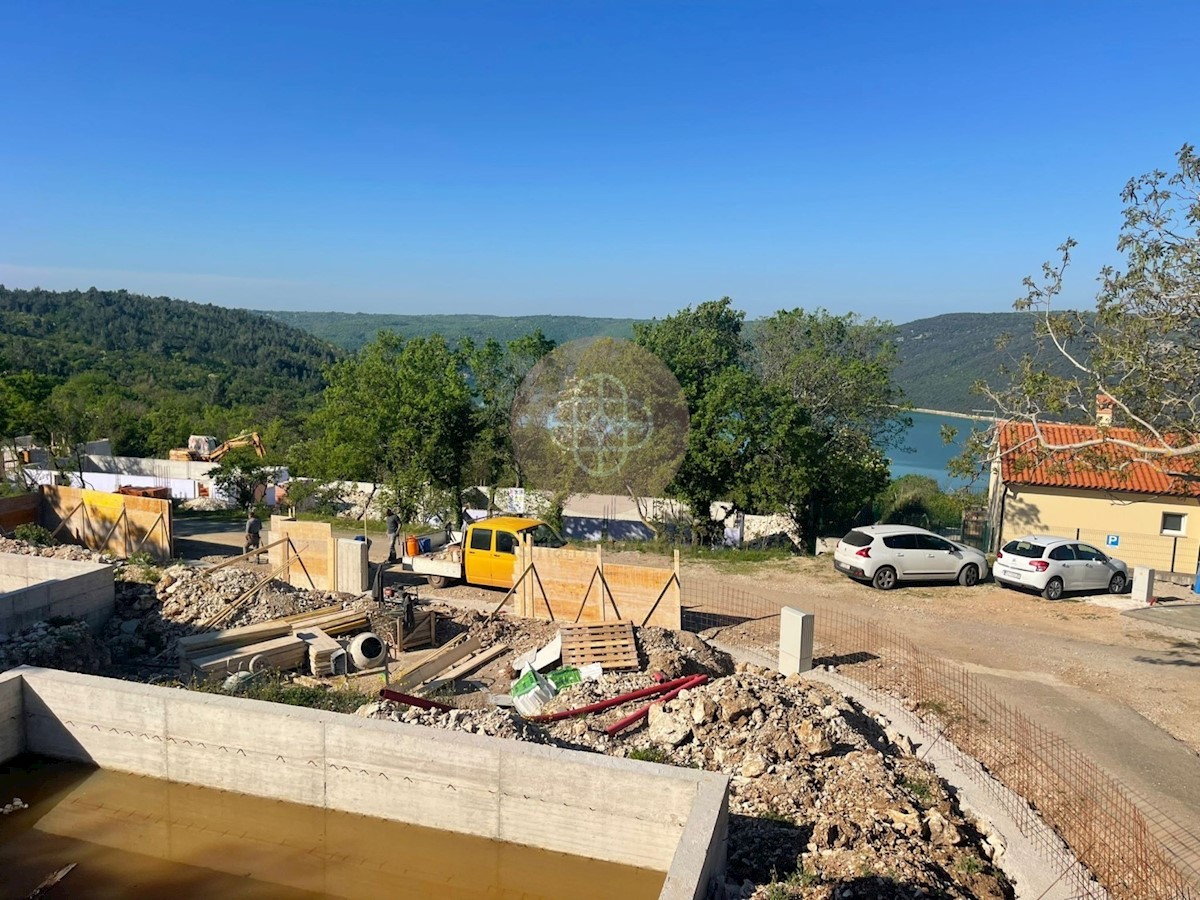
[841,530,873,547]
[1002,540,1045,558]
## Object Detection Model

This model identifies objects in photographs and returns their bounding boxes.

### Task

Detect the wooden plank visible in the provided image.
[420,644,509,694]
[190,634,308,675]
[393,634,480,691]
[295,626,344,676]
[560,620,638,671]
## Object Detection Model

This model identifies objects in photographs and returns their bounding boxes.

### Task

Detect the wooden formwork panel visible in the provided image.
[41,485,173,560]
[560,620,639,671]
[514,544,681,629]
[0,493,39,534]
[268,517,336,591]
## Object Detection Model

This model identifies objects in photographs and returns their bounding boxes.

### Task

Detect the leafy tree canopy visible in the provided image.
[971,143,1200,475]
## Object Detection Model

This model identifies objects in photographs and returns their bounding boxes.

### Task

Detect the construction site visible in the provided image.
[1,483,1198,899]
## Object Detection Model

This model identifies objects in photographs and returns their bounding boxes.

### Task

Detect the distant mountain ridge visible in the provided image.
[257,311,637,350]
[265,308,1063,414]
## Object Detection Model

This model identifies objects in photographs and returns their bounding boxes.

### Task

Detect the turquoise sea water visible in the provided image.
[886,411,990,490]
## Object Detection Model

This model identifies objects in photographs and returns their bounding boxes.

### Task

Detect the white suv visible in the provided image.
[833,524,989,590]
[994,535,1129,600]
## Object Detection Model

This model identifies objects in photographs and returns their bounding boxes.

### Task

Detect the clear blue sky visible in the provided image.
[3,1,1197,321]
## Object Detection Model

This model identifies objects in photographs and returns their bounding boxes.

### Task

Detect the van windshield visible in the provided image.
[521,524,566,548]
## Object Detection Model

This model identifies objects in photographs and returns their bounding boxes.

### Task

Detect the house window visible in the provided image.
[1161,512,1188,537]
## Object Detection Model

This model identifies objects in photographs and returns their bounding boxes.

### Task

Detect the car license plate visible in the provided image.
[834,560,849,572]
[1003,569,1022,581]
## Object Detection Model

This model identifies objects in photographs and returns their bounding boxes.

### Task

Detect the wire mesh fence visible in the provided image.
[681,578,1200,900]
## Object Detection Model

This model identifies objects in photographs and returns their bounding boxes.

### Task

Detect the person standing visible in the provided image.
[385,508,401,561]
[244,510,263,562]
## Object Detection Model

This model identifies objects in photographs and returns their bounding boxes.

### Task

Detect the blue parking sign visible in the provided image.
[1106,534,1119,547]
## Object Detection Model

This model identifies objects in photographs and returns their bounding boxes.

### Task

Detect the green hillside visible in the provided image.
[258,311,638,351]
[893,311,1080,413]
[0,287,341,456]
[266,307,1073,414]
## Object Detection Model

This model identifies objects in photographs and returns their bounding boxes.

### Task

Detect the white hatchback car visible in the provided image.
[833,524,989,590]
[993,535,1129,600]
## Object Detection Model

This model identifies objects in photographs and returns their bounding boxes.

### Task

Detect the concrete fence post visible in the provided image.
[778,607,814,675]
[1131,567,1155,604]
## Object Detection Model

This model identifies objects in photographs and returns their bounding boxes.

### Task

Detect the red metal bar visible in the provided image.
[528,676,699,723]
[380,688,454,712]
[605,674,708,736]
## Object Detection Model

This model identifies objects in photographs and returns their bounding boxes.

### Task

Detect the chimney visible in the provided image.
[1096,394,1115,427]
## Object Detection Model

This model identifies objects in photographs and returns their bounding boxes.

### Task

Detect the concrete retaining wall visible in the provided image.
[0,667,727,899]
[0,553,114,635]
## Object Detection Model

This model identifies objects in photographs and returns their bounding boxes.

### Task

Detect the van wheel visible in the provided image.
[958,564,980,587]
[427,574,450,589]
[1042,577,1064,601]
[1108,572,1127,594]
[872,566,898,590]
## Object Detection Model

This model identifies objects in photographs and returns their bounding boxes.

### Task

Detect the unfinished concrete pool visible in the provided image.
[0,667,729,899]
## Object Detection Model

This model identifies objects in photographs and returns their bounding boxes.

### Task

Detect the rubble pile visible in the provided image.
[0,618,110,673]
[101,564,360,667]
[0,536,115,564]
[369,659,1011,899]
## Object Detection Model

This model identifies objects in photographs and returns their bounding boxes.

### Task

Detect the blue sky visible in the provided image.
[2,1,1197,321]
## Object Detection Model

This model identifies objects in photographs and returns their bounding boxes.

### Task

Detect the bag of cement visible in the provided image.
[511,665,557,717]
[545,664,602,691]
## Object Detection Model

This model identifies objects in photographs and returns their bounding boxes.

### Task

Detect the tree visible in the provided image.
[463,329,555,499]
[210,448,275,509]
[974,143,1200,477]
[302,332,473,524]
[753,308,907,449]
[633,297,748,409]
[753,307,903,543]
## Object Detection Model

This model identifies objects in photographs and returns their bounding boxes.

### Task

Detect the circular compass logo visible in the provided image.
[512,338,688,496]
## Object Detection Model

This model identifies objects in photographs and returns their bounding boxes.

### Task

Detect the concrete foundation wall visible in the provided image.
[0,553,114,635]
[4,667,727,897]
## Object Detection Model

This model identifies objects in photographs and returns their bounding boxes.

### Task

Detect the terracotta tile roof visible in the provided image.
[998,422,1200,497]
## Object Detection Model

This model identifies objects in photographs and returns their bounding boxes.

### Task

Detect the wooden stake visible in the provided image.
[597,568,620,620]
[532,564,555,621]
[49,502,82,539]
[571,567,600,624]
[288,537,318,589]
[638,572,679,628]
[205,537,288,572]
[486,564,532,623]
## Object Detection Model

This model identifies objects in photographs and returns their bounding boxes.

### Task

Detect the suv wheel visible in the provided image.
[872,566,898,590]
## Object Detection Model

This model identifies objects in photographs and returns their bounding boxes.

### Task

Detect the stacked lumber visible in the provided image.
[295,626,344,676]
[560,620,639,671]
[190,634,308,675]
[178,604,371,677]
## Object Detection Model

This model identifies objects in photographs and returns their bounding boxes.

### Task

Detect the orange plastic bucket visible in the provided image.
[405,534,420,557]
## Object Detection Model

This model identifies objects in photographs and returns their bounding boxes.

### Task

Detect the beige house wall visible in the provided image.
[1000,485,1200,574]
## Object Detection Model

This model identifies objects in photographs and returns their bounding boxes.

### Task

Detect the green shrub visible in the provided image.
[14,523,54,546]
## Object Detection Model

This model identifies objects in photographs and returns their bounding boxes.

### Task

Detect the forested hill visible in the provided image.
[267,307,1075,415]
[893,311,1080,413]
[258,310,637,350]
[0,286,341,455]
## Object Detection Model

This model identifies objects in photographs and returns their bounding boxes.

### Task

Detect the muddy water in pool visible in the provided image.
[0,756,666,899]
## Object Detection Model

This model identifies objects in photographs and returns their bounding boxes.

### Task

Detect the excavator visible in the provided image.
[169,432,266,463]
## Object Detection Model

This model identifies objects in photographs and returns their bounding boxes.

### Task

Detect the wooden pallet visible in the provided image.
[560,620,639,671]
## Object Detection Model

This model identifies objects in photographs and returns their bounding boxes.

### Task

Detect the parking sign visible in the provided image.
[1106,534,1119,547]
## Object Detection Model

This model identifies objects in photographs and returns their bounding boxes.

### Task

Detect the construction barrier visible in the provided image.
[512,539,681,629]
[40,485,173,561]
